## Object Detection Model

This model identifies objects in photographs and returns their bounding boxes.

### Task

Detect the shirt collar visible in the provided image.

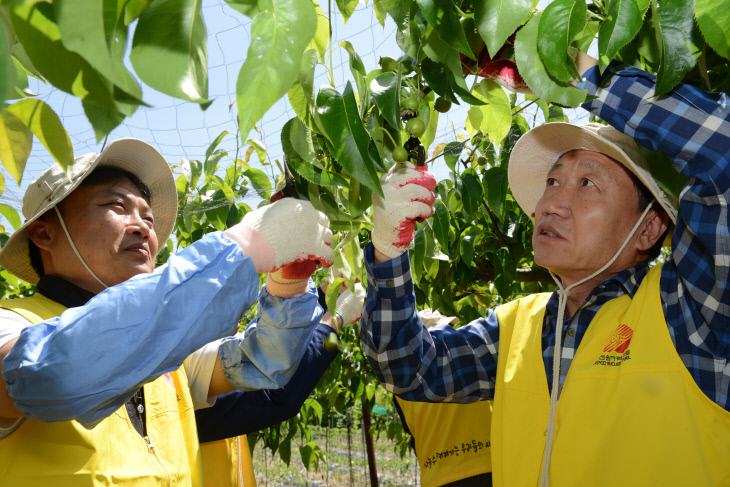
[36,275,96,308]
[545,260,651,318]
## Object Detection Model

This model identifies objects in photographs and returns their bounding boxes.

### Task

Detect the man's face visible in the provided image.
[47,177,158,289]
[532,149,645,285]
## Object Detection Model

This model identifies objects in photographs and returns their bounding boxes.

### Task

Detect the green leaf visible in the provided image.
[483,166,507,221]
[336,0,358,23]
[82,101,127,142]
[515,13,587,108]
[204,149,226,178]
[475,80,511,147]
[0,203,20,231]
[204,190,229,231]
[0,173,5,197]
[346,178,371,217]
[443,51,486,106]
[370,72,401,130]
[278,438,292,465]
[474,0,532,58]
[0,110,32,185]
[224,0,259,18]
[316,83,383,197]
[55,0,143,101]
[573,19,600,53]
[7,98,73,173]
[443,141,463,172]
[10,3,137,117]
[411,223,426,284]
[124,0,153,24]
[456,168,483,218]
[340,40,367,97]
[306,0,329,61]
[130,0,210,104]
[651,0,702,96]
[538,0,586,82]
[0,15,11,106]
[281,118,348,187]
[182,158,203,189]
[431,199,450,249]
[598,0,644,73]
[326,277,344,321]
[246,139,267,165]
[244,168,272,200]
[235,0,316,140]
[696,0,730,60]
[459,227,481,266]
[420,58,460,105]
[416,0,475,60]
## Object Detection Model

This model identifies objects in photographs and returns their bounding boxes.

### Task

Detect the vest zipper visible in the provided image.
[144,436,171,487]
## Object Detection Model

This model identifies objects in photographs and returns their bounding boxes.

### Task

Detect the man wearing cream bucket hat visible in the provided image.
[360,53,730,487]
[0,137,343,485]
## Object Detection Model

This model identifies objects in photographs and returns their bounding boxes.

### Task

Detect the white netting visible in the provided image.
[1,0,590,219]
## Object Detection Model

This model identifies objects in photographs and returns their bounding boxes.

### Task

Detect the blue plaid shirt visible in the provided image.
[360,63,730,410]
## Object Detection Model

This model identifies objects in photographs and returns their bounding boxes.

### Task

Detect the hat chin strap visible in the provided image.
[540,199,655,487]
[53,206,109,290]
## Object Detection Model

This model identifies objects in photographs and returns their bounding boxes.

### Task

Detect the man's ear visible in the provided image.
[26,219,54,252]
[637,209,670,251]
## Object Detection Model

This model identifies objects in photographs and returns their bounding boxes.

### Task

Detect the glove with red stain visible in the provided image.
[372,162,437,259]
[461,36,532,95]
[224,198,334,295]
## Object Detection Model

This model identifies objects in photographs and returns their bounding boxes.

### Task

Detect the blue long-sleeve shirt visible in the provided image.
[2,232,324,426]
[360,63,730,410]
[196,322,337,442]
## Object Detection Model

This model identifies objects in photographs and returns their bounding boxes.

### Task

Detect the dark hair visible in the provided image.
[28,165,151,278]
[630,172,669,262]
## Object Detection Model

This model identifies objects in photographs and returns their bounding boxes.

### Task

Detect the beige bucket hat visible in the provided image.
[508,122,678,225]
[0,138,177,285]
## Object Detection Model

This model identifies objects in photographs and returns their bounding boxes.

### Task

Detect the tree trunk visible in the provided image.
[361,402,379,487]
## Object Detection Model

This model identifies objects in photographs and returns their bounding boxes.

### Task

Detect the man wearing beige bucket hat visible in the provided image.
[360,53,730,487]
[0,137,342,485]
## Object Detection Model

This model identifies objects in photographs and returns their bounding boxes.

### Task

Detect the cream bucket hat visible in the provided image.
[508,122,678,225]
[0,138,177,285]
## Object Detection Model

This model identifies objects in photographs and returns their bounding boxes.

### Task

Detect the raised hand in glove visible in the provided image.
[372,162,437,260]
[224,198,334,296]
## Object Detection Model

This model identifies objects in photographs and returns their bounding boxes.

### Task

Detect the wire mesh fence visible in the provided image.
[252,413,421,487]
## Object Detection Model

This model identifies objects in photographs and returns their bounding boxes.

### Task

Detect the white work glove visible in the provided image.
[372,162,437,258]
[335,282,366,327]
[225,198,334,277]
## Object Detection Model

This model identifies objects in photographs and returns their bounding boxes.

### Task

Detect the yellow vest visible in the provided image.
[492,265,730,487]
[0,293,204,487]
[396,397,492,487]
[200,436,257,487]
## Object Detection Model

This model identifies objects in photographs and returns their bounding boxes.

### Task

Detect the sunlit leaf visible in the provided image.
[459,227,481,265]
[55,0,143,101]
[0,203,21,231]
[82,101,127,142]
[306,0,329,61]
[131,0,210,104]
[598,0,643,73]
[0,110,32,185]
[336,0,358,23]
[475,80,511,147]
[224,0,259,18]
[0,14,11,105]
[474,0,532,58]
[246,139,267,165]
[10,3,137,117]
[538,0,586,82]
[696,0,730,60]
[244,167,272,200]
[370,71,401,130]
[515,13,587,107]
[7,98,73,173]
[411,223,426,283]
[651,0,702,96]
[124,0,153,24]
[235,0,316,140]
[316,83,383,197]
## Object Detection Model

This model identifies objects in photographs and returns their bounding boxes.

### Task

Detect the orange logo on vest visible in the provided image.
[603,324,634,353]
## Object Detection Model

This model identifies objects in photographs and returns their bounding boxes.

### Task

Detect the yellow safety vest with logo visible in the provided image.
[396,397,492,487]
[491,265,730,487]
[0,293,205,486]
[200,435,257,487]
